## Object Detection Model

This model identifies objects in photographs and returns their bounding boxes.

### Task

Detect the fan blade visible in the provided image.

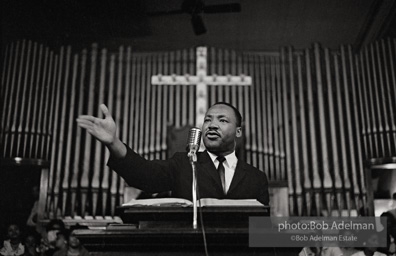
[203,3,241,13]
[182,0,205,14]
[147,9,184,16]
[191,14,206,35]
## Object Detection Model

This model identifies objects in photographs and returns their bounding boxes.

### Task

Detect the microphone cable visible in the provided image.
[196,174,210,256]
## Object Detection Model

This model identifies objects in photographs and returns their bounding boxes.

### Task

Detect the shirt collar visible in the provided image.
[207,151,238,167]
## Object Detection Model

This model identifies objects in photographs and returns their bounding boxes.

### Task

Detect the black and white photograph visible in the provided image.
[1,0,396,255]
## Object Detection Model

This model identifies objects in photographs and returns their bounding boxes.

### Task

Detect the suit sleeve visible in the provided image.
[107,145,175,193]
[258,171,270,206]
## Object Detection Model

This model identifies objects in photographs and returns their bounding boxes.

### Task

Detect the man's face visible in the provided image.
[25,235,37,247]
[55,234,66,249]
[202,104,241,156]
[47,230,59,245]
[68,235,81,249]
[7,225,20,240]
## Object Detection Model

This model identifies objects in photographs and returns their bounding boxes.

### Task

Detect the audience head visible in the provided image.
[24,232,39,256]
[6,224,21,242]
[46,219,65,232]
[55,229,70,249]
[45,219,66,246]
[24,232,38,247]
[364,233,381,253]
[67,232,81,249]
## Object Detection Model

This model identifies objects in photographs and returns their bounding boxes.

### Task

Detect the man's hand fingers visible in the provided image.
[76,122,93,130]
[77,123,96,137]
[77,115,96,122]
[85,129,95,137]
[76,118,94,127]
[100,104,110,118]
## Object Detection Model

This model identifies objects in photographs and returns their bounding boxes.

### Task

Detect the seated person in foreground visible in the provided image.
[0,224,24,256]
[53,230,89,256]
[77,102,269,205]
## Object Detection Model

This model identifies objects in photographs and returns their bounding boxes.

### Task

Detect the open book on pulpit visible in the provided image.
[122,197,265,207]
[119,198,269,225]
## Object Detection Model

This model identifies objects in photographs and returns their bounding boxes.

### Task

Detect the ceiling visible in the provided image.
[2,0,396,52]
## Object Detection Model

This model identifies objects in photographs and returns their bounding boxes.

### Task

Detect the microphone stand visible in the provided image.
[188,149,198,229]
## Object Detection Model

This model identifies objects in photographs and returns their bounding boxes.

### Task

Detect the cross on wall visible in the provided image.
[151,47,252,128]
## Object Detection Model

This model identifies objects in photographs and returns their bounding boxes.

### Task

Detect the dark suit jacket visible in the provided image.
[108,146,269,205]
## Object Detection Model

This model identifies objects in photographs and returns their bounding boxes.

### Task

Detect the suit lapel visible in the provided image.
[198,151,223,190]
[227,160,247,195]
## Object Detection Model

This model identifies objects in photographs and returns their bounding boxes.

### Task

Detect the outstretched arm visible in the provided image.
[76,104,127,158]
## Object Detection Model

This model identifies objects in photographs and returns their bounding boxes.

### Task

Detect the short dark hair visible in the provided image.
[211,102,243,127]
[46,219,65,232]
[56,229,70,241]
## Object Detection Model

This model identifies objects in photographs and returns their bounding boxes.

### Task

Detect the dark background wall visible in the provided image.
[2,0,396,52]
[0,164,40,241]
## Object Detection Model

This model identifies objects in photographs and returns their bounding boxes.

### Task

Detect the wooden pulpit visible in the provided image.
[72,204,297,255]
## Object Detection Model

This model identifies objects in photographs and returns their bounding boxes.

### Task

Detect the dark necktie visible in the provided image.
[217,156,226,195]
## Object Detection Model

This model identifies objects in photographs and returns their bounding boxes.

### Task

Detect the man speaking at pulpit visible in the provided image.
[77,102,269,206]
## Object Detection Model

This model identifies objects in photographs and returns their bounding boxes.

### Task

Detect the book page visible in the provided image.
[122,198,264,207]
[199,198,264,207]
[122,198,193,207]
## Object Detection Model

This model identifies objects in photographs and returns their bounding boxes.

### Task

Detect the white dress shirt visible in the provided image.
[207,151,238,194]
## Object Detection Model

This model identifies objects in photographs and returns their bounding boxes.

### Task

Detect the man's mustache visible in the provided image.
[205,130,220,136]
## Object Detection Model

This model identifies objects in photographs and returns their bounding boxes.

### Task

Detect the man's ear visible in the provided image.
[236,127,242,138]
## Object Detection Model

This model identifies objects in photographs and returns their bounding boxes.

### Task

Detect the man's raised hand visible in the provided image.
[76,104,117,145]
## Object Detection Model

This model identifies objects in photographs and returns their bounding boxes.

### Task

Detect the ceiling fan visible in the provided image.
[147,0,241,35]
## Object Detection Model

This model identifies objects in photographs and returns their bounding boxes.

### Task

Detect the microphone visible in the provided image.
[187,127,202,156]
[187,127,201,230]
